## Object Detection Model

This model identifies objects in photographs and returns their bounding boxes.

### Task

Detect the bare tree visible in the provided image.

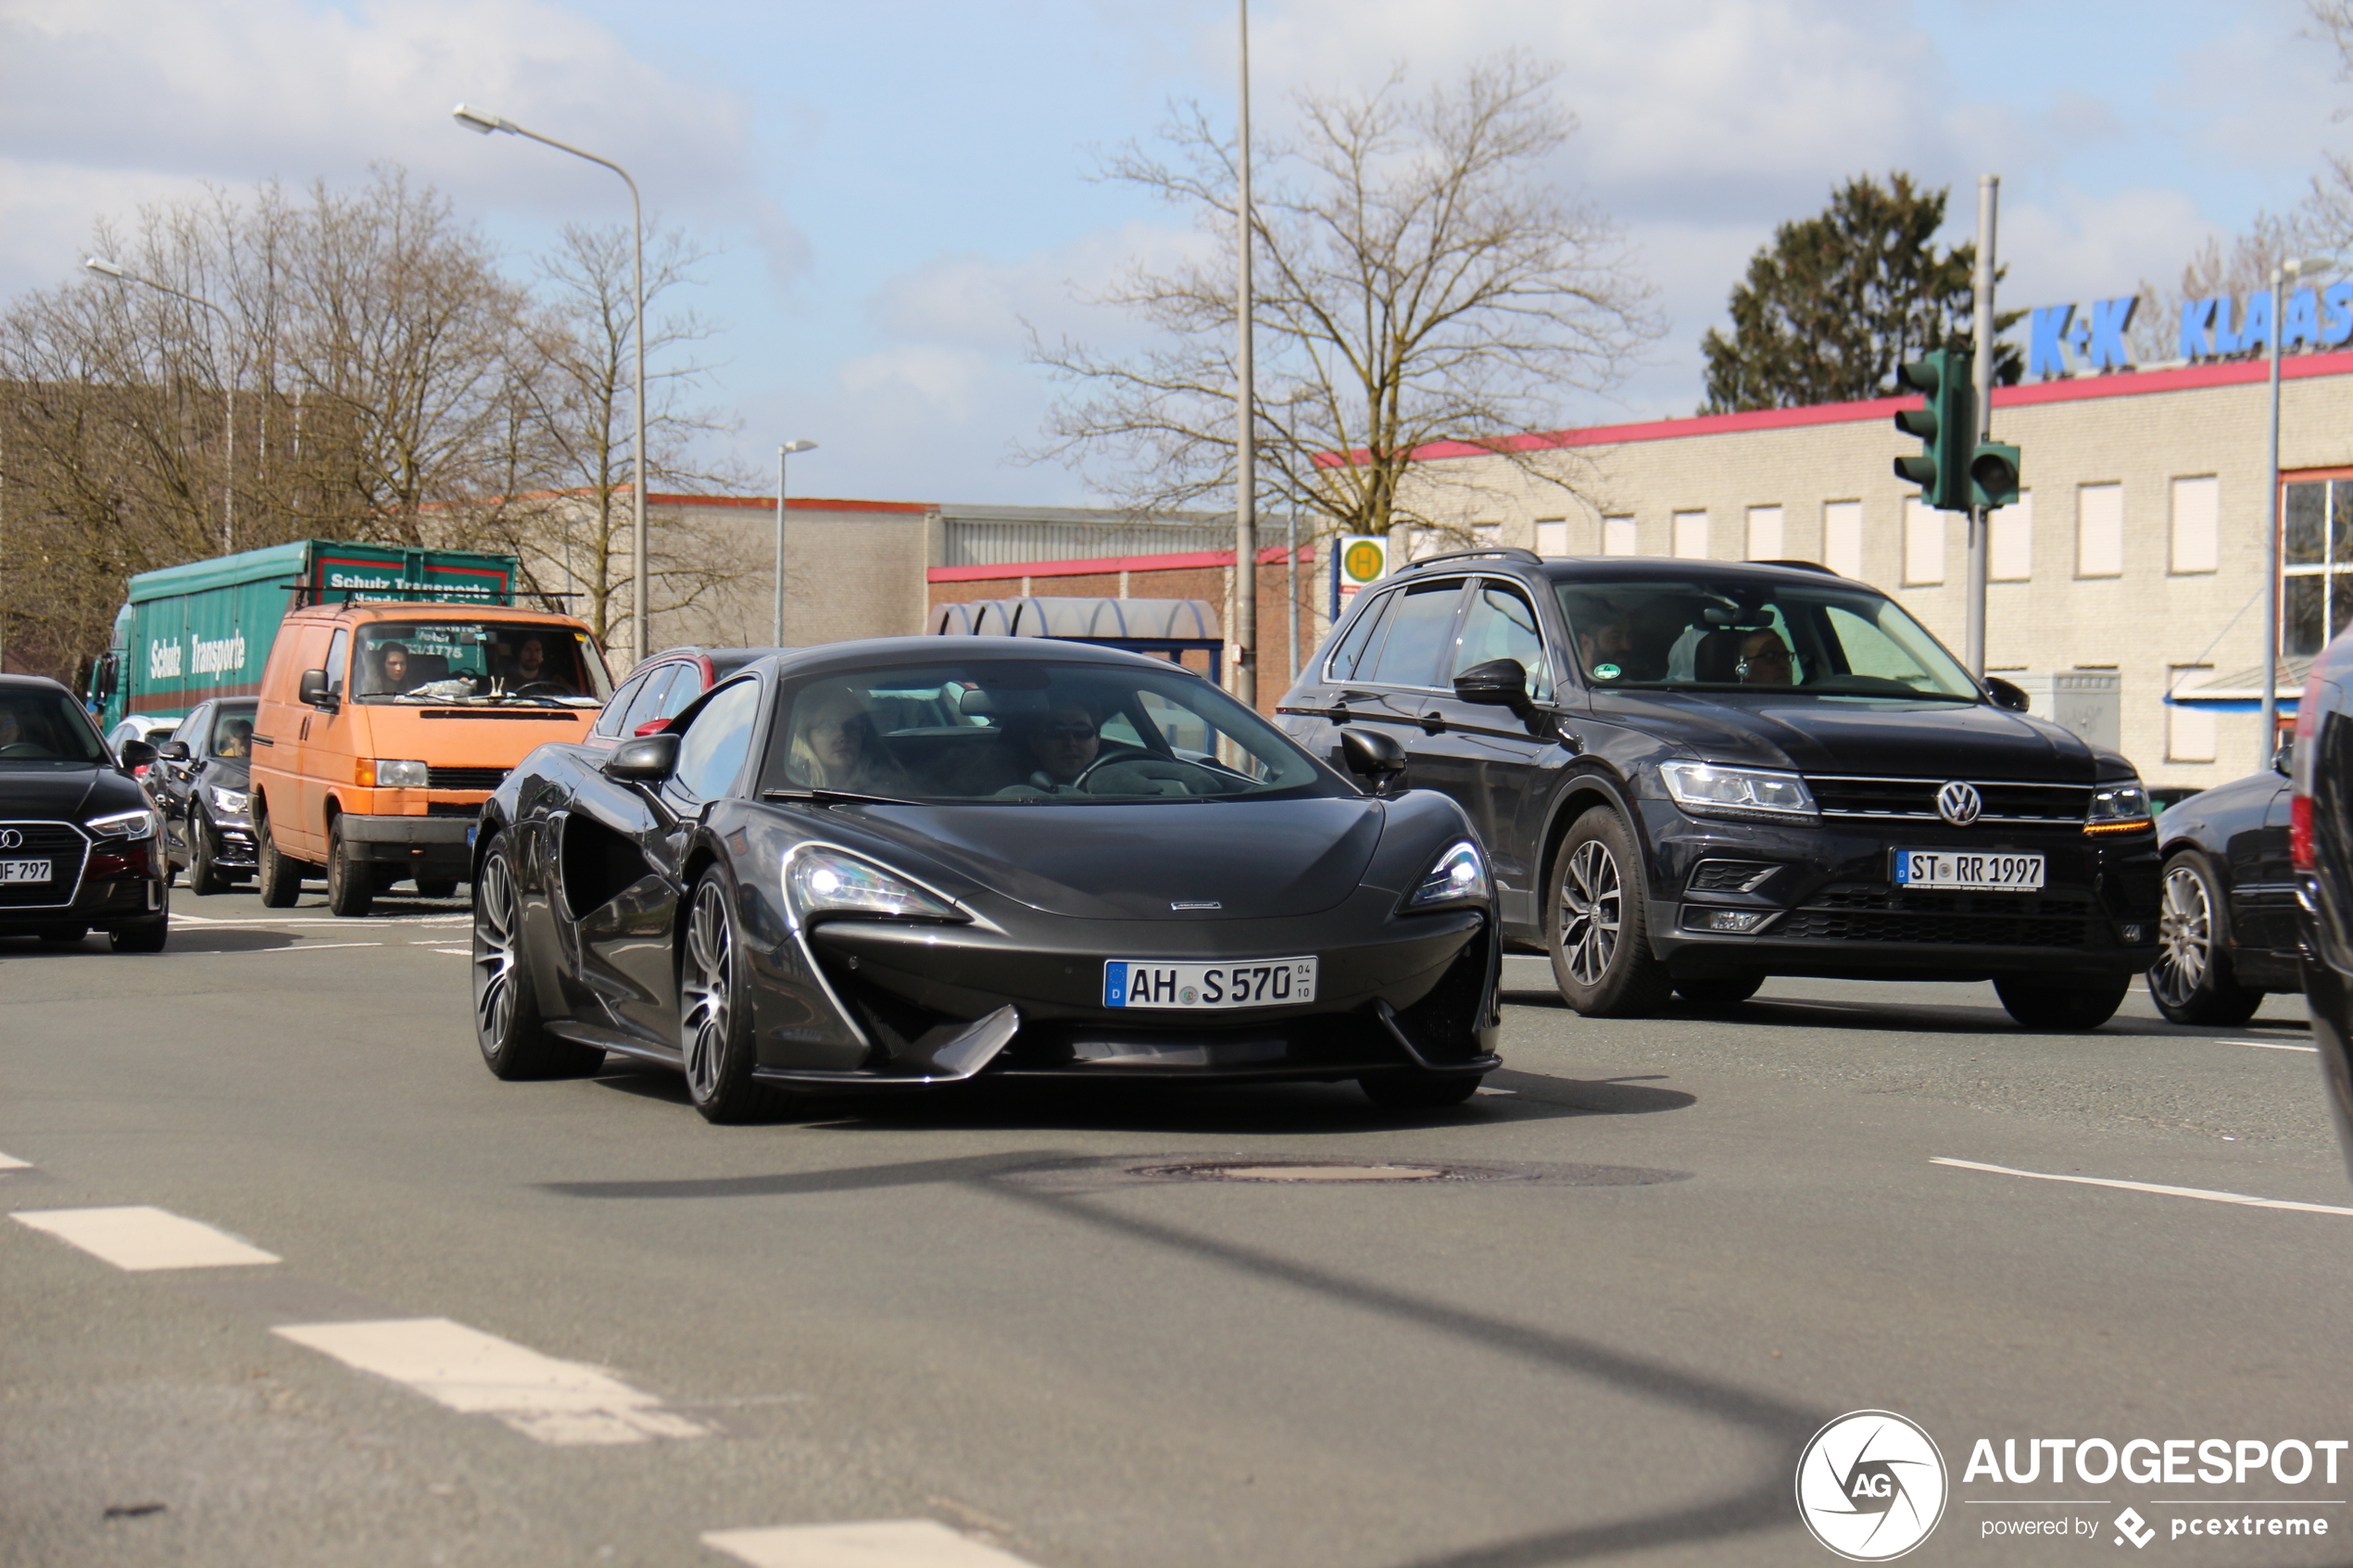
[1023,53,1658,544]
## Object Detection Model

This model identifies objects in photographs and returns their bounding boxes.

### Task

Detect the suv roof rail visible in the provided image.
[1396,546,1544,573]
[1753,558,1839,575]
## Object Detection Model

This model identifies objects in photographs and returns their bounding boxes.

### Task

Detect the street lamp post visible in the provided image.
[774,441,816,646]
[1232,0,1257,709]
[86,257,238,552]
[2262,256,2335,767]
[455,104,649,669]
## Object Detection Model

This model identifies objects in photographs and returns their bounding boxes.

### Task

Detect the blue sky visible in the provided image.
[3,0,2346,506]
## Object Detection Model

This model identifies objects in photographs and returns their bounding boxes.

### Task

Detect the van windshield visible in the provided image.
[1554,578,1981,701]
[352,622,610,706]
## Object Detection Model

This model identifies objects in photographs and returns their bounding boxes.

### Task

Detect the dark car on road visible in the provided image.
[1277,549,2162,1030]
[146,697,259,895]
[2293,634,2353,1183]
[2147,753,2301,1024]
[0,674,170,951]
[585,646,792,751]
[471,639,1499,1121]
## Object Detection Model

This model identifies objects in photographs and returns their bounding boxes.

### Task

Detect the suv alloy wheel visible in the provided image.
[1549,807,1674,1017]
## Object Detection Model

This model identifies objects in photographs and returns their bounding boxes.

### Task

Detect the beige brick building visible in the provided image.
[1395,352,2353,791]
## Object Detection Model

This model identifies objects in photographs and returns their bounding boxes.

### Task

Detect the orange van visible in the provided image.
[249,601,610,915]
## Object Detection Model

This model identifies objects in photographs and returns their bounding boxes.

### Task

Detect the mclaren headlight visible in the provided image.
[784,845,966,925]
[1658,760,1818,822]
[86,808,159,841]
[1404,839,1490,910]
[2085,777,2154,836]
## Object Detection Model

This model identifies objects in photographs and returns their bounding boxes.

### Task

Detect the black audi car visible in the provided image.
[146,697,258,895]
[1277,550,2161,1030]
[0,674,170,951]
[2147,753,2300,1025]
[470,638,1499,1121]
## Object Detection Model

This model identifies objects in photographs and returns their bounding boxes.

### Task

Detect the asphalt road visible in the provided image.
[6,888,2352,1568]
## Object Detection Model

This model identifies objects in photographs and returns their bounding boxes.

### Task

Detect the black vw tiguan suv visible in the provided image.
[1278,549,2161,1029]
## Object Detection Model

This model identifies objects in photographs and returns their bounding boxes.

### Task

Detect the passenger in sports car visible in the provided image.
[785,683,912,795]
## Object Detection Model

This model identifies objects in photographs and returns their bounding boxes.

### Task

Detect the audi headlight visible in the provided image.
[1405,839,1490,910]
[1658,760,1818,822]
[87,808,158,841]
[785,846,965,924]
[2085,777,2153,836]
[208,785,249,815]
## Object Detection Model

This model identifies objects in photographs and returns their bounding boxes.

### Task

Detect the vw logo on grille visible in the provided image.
[1936,781,1983,826]
[0,829,20,849]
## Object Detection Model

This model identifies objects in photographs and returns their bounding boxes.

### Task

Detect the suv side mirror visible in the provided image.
[1984,676,2029,713]
[1340,726,1408,796]
[2275,739,2295,777]
[119,739,157,768]
[602,733,679,783]
[1453,658,1531,713]
[298,668,338,710]
[157,739,192,762]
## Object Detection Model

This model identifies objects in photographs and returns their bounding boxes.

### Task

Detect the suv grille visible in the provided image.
[0,821,90,909]
[1806,775,2092,824]
[1777,884,2096,947]
[426,767,507,791]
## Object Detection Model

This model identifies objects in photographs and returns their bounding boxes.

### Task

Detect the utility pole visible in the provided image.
[1966,175,1998,678]
[1232,0,1257,709]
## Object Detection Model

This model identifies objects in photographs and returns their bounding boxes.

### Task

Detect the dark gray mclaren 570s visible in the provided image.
[468,637,1501,1122]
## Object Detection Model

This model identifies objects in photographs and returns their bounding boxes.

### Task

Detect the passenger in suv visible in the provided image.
[1278,549,2162,1029]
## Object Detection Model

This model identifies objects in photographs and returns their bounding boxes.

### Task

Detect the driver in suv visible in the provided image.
[1278,548,2161,1030]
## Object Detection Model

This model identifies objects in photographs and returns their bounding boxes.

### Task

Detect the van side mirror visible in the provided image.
[602,733,679,783]
[1984,676,2029,713]
[298,668,338,709]
[1453,658,1531,713]
[1340,726,1408,796]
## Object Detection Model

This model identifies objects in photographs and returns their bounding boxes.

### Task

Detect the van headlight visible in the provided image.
[87,808,158,841]
[1404,840,1490,910]
[1658,761,1818,822]
[784,846,965,925]
[362,759,429,788]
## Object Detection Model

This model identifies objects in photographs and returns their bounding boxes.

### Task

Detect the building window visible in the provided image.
[1745,505,1784,560]
[1603,514,1638,557]
[1990,491,2032,581]
[1473,521,1503,551]
[2283,477,2353,655]
[1534,518,1570,556]
[2167,666,2218,763]
[1902,497,1947,586]
[2076,483,2124,578]
[2170,476,2220,574]
[1672,509,1709,558]
[1823,501,1863,579]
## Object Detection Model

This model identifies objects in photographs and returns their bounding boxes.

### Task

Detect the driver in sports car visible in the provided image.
[994,698,1202,798]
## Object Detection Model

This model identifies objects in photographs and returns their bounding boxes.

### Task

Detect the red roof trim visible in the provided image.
[929,545,1311,583]
[1337,351,2353,468]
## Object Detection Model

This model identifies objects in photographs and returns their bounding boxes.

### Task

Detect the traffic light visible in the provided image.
[1893,349,1974,513]
[1969,441,2021,510]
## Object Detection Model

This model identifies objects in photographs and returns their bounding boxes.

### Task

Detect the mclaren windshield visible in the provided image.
[353,621,610,707]
[760,659,1340,804]
[1555,577,1982,702]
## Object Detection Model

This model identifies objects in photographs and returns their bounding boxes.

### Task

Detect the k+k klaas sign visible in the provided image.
[2030,284,2353,379]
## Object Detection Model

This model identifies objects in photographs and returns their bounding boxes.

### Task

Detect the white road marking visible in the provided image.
[1933,1158,2353,1218]
[170,915,470,928]
[2214,1038,2321,1052]
[273,1317,710,1446]
[13,1206,281,1270]
[702,1521,1041,1567]
[203,941,384,953]
[0,1151,29,1171]
[427,947,472,956]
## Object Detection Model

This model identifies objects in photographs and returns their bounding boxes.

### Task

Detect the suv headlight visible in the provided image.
[1658,760,1818,822]
[2085,778,2153,835]
[785,846,966,925]
[362,759,429,788]
[87,808,158,841]
[1404,840,1490,910]
[208,785,250,815]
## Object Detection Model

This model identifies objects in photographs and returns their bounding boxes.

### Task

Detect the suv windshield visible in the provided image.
[1555,577,1980,701]
[0,689,109,767]
[353,622,610,706]
[760,659,1340,803]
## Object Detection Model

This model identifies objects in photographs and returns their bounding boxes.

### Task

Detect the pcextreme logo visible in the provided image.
[1796,1411,1949,1561]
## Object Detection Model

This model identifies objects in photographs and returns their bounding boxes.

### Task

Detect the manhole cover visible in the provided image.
[995,1156,1689,1189]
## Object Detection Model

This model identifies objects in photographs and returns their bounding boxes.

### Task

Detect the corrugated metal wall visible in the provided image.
[937,510,1235,569]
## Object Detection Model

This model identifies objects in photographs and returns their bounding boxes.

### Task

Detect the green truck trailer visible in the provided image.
[92,540,522,733]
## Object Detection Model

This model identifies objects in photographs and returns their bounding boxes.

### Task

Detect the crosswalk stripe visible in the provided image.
[13,1206,280,1270]
[701,1520,1041,1567]
[273,1317,709,1446]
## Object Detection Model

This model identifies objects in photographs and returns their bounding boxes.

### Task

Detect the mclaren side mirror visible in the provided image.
[1340,726,1408,796]
[602,733,680,783]
[119,739,157,768]
[157,739,191,762]
[1453,658,1531,712]
[1984,676,2029,713]
[298,668,338,710]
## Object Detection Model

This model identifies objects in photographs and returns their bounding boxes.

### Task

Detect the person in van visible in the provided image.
[371,643,414,696]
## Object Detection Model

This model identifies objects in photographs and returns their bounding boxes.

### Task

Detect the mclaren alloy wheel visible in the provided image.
[472,835,600,1080]
[678,873,780,1123]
